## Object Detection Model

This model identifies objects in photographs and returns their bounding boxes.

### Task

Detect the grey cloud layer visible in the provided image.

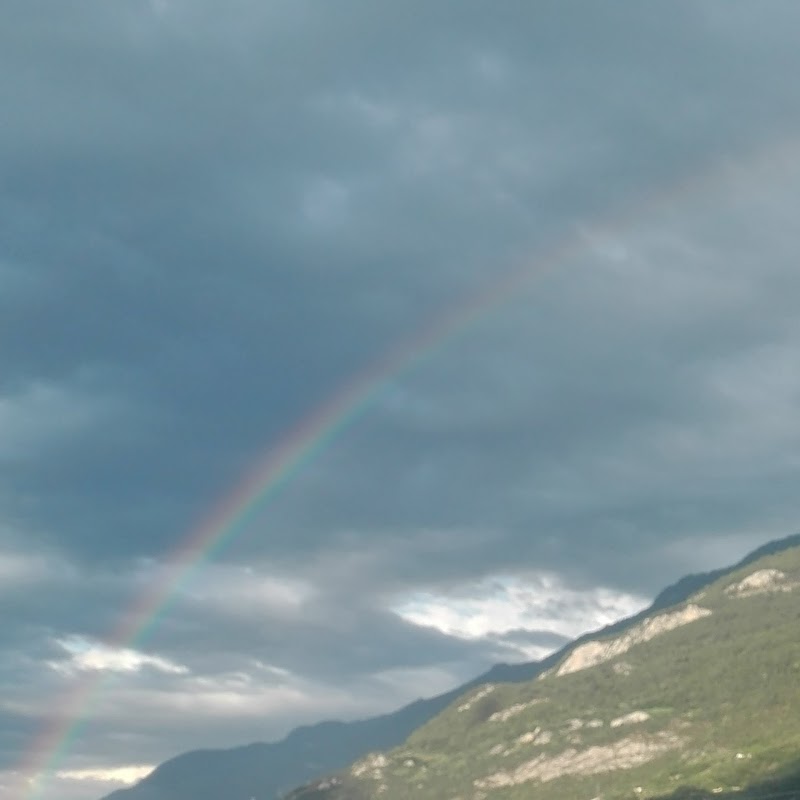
[2,0,800,792]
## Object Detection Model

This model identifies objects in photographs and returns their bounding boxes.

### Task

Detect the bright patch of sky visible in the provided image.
[393,573,648,642]
[52,637,189,676]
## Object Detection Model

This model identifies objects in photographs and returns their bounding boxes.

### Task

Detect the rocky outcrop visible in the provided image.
[724,569,798,597]
[490,727,553,758]
[457,685,495,713]
[474,732,684,789]
[610,711,650,728]
[554,604,712,677]
[488,698,546,723]
[351,754,388,780]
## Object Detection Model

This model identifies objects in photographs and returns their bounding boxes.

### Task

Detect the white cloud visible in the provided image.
[11,765,156,800]
[53,636,189,676]
[56,764,153,785]
[392,571,648,644]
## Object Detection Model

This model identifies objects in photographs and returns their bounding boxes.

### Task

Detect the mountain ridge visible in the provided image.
[101,532,800,800]
[287,538,800,800]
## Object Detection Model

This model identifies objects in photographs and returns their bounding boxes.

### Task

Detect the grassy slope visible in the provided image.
[291,546,800,800]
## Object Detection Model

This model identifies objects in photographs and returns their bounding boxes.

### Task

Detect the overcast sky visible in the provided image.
[3,2,800,798]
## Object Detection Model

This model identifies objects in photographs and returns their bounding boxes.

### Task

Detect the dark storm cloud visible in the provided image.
[3,0,800,793]
[3,0,800,563]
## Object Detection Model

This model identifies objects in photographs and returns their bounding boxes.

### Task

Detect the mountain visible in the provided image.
[102,533,800,800]
[285,540,800,800]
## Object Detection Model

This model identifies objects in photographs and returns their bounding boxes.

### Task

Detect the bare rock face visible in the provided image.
[474,732,684,789]
[488,697,546,723]
[553,604,712,677]
[610,711,651,728]
[490,726,554,758]
[457,685,495,713]
[352,754,388,780]
[724,568,797,597]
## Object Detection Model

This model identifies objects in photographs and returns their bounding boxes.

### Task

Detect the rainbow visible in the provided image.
[17,135,798,799]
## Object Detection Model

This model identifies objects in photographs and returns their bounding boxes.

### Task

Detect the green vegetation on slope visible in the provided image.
[290,546,800,800]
